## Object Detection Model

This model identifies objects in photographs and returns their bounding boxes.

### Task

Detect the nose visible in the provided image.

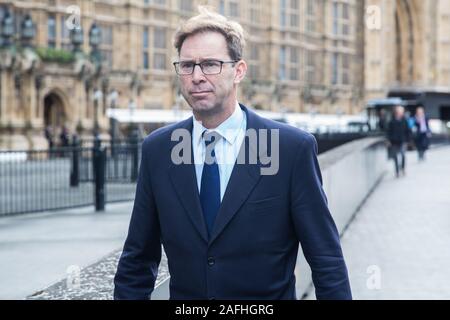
[191,64,206,84]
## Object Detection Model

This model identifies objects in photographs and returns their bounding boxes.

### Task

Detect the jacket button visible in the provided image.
[207,257,215,266]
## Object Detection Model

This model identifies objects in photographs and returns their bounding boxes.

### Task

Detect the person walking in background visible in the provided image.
[59,125,70,148]
[44,125,54,150]
[413,106,432,161]
[387,106,412,178]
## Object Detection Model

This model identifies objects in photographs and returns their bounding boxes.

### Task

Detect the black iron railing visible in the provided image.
[0,136,142,216]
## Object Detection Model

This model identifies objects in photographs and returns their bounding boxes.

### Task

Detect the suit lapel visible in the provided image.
[168,118,209,243]
[167,105,266,246]
[209,104,264,245]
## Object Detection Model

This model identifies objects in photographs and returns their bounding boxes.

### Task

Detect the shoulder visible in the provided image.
[141,117,192,152]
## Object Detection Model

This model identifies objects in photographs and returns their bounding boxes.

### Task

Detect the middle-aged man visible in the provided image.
[114,7,352,300]
[387,105,412,178]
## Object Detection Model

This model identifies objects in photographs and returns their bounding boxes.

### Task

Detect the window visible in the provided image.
[60,15,71,50]
[153,53,166,70]
[306,50,316,83]
[153,27,166,49]
[219,0,225,15]
[332,52,338,85]
[47,14,56,48]
[99,24,113,67]
[143,26,149,69]
[249,0,261,24]
[144,0,165,4]
[279,45,299,81]
[289,47,299,80]
[229,1,239,17]
[332,1,351,37]
[306,0,316,32]
[280,0,286,27]
[153,27,167,70]
[280,0,299,28]
[332,2,339,35]
[279,46,286,80]
[342,54,350,84]
[179,0,192,12]
[331,52,351,85]
[248,43,260,79]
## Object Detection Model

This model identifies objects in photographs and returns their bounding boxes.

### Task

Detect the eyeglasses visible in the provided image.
[173,59,238,75]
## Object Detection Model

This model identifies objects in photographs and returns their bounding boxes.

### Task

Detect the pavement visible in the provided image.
[338,146,450,299]
[0,202,134,299]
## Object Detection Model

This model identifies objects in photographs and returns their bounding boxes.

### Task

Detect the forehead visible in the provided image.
[179,31,229,60]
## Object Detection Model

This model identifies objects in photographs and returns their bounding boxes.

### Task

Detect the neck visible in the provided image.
[194,99,237,129]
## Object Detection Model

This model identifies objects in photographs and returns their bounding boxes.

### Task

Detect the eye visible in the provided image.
[202,60,220,67]
[180,61,194,69]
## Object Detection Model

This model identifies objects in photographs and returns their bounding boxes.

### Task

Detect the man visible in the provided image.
[114,7,352,300]
[387,106,412,177]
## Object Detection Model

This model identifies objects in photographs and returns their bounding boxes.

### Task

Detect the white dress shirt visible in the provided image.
[192,102,247,201]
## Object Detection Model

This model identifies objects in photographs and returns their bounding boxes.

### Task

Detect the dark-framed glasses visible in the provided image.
[173,59,238,75]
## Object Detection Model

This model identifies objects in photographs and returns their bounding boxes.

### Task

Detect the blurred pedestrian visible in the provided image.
[60,125,70,148]
[44,125,54,150]
[387,106,412,178]
[413,106,431,161]
[378,109,387,131]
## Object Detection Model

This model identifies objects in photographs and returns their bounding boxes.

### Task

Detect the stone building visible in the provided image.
[0,0,365,150]
[365,0,450,99]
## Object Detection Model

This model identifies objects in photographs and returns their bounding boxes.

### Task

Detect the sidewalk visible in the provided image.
[0,202,133,299]
[340,146,450,299]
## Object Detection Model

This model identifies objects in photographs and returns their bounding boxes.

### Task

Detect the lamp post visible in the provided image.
[89,22,103,140]
[93,87,102,138]
[108,88,118,144]
[89,23,102,74]
[1,9,14,48]
[20,14,35,48]
[70,25,84,53]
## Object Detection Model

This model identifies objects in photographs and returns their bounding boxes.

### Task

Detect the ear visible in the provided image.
[233,60,247,84]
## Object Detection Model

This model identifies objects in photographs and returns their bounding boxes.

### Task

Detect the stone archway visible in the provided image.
[394,0,423,86]
[43,91,67,131]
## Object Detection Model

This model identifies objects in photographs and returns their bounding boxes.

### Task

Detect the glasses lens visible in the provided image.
[178,61,194,75]
[201,60,221,74]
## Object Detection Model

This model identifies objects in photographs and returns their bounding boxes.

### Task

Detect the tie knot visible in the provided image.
[202,130,221,147]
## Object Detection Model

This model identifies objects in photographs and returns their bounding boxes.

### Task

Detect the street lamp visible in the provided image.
[108,89,118,144]
[93,87,103,138]
[89,23,102,71]
[70,26,84,53]
[1,10,14,47]
[20,14,35,47]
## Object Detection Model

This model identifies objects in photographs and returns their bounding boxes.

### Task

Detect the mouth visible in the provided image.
[191,91,212,97]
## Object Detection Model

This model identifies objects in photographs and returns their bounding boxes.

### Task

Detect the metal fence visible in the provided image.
[0,137,141,216]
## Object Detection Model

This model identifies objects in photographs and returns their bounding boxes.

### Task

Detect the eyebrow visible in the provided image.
[178,58,226,62]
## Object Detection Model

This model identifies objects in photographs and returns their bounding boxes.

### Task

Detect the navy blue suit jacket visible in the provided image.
[114,104,352,300]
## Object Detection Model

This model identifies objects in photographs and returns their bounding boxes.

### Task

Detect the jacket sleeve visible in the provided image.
[386,121,393,143]
[405,119,412,141]
[290,134,352,300]
[114,139,162,300]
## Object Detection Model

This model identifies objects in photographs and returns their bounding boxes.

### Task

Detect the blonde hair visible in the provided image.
[173,6,246,61]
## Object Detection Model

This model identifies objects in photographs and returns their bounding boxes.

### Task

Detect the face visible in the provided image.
[176,31,246,117]
[416,107,424,117]
[394,106,404,118]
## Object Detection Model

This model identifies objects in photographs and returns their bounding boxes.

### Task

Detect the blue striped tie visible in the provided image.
[200,131,221,237]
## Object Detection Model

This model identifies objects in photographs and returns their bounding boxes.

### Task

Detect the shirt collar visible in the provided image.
[192,101,244,146]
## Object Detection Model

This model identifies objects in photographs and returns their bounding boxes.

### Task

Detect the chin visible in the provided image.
[190,101,217,114]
